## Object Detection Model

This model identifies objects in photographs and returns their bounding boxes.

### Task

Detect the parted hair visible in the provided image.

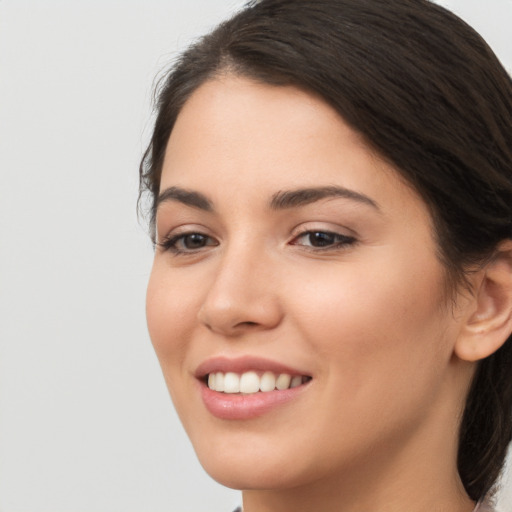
[139,0,512,501]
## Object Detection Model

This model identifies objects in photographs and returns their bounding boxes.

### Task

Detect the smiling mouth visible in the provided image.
[206,371,312,395]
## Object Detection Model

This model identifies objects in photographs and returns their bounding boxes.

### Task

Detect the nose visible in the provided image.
[197,246,283,337]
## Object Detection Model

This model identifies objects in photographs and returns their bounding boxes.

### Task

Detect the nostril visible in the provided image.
[238,321,258,328]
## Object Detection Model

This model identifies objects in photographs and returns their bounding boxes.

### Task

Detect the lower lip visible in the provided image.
[199,381,310,420]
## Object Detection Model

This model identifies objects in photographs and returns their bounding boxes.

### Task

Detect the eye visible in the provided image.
[159,232,218,254]
[291,230,356,250]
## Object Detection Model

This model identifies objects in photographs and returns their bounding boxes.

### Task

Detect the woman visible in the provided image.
[140,1,512,510]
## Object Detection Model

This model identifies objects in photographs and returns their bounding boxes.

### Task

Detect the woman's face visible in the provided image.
[146,76,469,490]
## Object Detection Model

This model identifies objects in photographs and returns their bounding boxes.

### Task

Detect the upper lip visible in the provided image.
[195,355,310,379]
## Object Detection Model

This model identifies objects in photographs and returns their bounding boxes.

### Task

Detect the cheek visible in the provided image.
[289,251,453,409]
[146,261,198,371]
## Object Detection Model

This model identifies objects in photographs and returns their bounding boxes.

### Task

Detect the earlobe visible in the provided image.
[455,240,512,362]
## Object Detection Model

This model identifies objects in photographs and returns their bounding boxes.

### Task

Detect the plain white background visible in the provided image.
[0,1,510,511]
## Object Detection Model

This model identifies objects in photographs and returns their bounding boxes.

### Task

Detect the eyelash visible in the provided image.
[158,232,218,254]
[290,230,356,251]
[158,229,356,255]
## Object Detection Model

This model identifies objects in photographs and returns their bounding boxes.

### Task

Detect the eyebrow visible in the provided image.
[156,185,379,213]
[156,186,213,212]
[270,186,379,210]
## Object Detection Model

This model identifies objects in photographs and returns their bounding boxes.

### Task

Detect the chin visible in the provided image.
[190,427,337,492]
[199,455,310,491]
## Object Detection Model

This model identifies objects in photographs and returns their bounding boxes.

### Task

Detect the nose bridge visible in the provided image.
[198,237,282,335]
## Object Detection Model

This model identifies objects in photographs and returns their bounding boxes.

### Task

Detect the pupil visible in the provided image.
[185,234,206,248]
[310,232,334,247]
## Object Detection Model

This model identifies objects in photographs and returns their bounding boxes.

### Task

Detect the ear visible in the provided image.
[455,240,512,362]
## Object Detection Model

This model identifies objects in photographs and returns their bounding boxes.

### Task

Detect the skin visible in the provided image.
[146,76,479,512]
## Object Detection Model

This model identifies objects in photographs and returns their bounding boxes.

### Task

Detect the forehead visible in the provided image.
[160,75,424,219]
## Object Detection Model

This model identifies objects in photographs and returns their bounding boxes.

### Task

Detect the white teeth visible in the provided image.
[240,371,260,394]
[290,375,302,388]
[276,373,291,390]
[214,372,225,392]
[206,371,309,394]
[224,372,240,393]
[259,371,276,392]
